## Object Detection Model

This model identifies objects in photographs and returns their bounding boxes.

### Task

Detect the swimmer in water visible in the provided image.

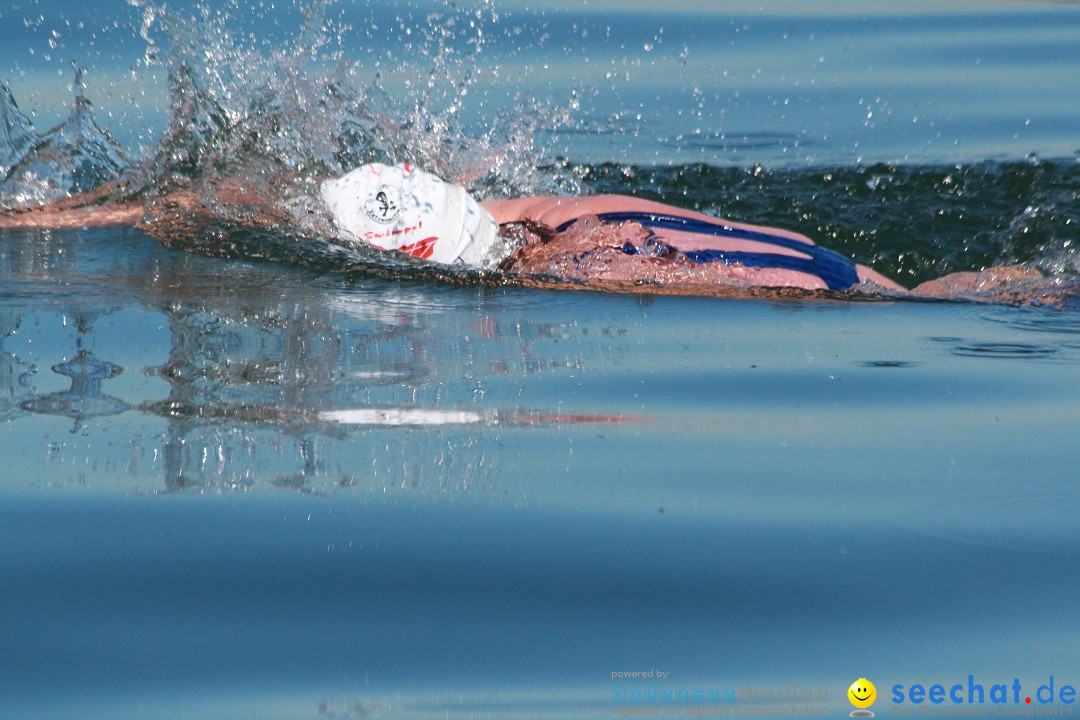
[0,161,1045,298]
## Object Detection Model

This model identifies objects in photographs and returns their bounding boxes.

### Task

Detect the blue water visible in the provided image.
[5,226,1080,718]
[3,1,1080,719]
[4,2,1080,165]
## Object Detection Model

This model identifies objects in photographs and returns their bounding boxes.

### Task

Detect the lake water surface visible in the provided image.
[2,1,1080,718]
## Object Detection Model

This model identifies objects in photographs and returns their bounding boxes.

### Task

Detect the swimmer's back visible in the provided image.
[481,195,905,291]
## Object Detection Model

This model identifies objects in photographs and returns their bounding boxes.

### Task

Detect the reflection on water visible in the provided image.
[6,225,1080,720]
[21,347,129,423]
[1,227,630,494]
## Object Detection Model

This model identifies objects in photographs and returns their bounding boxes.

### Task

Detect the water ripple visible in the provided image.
[950,341,1058,359]
[981,304,1080,335]
[856,360,921,368]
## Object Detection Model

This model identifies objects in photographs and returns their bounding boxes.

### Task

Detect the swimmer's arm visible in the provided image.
[0,181,143,229]
[0,202,143,229]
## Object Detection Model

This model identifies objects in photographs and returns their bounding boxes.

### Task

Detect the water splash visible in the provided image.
[0,82,39,181]
[0,67,129,210]
[0,0,579,222]
[120,0,579,220]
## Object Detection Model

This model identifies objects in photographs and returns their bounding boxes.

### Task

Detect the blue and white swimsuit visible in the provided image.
[556,211,860,291]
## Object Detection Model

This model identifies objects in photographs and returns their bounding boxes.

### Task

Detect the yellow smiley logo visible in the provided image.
[848,678,877,709]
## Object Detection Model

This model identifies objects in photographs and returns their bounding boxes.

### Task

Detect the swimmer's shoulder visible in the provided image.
[481,195,657,228]
[481,196,562,226]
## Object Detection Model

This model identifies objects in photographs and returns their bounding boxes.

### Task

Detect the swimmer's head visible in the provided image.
[320,162,499,268]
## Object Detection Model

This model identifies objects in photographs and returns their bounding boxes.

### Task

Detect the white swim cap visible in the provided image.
[320,162,500,269]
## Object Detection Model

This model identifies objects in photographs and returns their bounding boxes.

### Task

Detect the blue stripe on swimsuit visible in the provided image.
[555,211,860,291]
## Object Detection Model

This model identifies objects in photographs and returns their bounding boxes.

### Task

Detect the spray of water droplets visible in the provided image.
[2,0,583,220]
